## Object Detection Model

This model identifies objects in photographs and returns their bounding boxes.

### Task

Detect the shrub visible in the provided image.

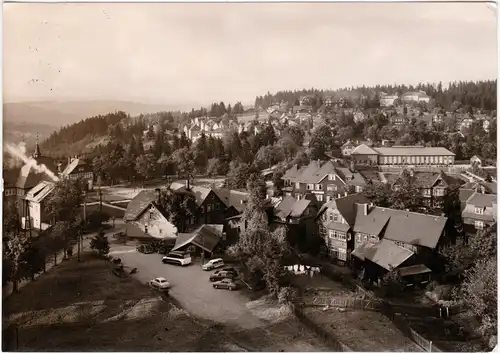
[278,286,299,305]
[90,230,110,257]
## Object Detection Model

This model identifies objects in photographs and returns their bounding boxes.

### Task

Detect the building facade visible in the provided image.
[351,145,455,166]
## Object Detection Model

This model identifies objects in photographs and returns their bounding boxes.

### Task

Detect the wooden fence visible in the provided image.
[304,296,381,312]
[356,286,443,352]
[292,305,352,352]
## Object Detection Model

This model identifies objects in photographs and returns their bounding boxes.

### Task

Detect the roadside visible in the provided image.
[2,223,125,300]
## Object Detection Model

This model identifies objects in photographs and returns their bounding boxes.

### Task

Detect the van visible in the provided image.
[202,258,225,271]
[162,251,192,266]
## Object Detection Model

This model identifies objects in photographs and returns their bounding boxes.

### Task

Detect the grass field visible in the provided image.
[3,254,209,351]
[3,252,332,352]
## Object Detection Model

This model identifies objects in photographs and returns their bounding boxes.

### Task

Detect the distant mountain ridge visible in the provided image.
[3,100,195,127]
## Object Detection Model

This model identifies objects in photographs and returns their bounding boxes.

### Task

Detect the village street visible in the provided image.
[109,243,264,330]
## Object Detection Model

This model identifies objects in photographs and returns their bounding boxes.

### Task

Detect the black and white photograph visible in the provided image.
[2,1,498,352]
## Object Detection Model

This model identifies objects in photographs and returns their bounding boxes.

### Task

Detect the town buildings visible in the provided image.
[461,192,497,234]
[317,194,449,284]
[6,142,58,200]
[23,180,55,231]
[401,91,431,103]
[379,93,399,107]
[350,145,455,166]
[386,169,466,208]
[60,156,94,190]
[282,160,367,203]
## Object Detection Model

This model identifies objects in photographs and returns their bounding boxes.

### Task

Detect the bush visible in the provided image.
[90,230,110,257]
[278,286,299,305]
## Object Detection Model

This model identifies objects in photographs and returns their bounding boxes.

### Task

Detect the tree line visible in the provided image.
[255,80,497,112]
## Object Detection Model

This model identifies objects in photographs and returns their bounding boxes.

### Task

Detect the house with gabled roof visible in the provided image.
[316,193,370,264]
[461,192,497,234]
[281,160,367,203]
[170,181,228,227]
[61,157,94,190]
[171,224,224,258]
[387,169,466,208]
[315,193,450,284]
[272,195,320,249]
[351,204,448,285]
[341,140,356,156]
[23,180,56,231]
[124,189,179,241]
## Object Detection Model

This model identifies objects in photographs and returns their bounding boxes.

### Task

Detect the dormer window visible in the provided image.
[328,174,336,181]
[475,207,484,215]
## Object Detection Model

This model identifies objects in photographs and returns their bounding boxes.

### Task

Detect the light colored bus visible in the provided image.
[162,251,192,266]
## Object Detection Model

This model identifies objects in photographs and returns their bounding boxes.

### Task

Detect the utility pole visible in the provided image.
[77,228,81,262]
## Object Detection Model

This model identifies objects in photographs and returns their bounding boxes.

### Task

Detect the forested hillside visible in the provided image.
[34,79,496,159]
[255,80,497,111]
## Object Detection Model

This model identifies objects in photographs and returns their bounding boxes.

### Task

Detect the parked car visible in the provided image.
[162,251,192,266]
[221,267,238,276]
[209,270,236,282]
[202,258,225,271]
[213,278,238,291]
[137,245,154,254]
[150,277,171,290]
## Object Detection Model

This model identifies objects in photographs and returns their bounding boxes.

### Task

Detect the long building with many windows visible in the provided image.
[350,144,455,166]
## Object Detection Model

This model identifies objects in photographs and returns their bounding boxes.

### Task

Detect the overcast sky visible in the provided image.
[3,2,497,106]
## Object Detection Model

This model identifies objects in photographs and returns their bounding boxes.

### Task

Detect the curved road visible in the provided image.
[109,244,263,329]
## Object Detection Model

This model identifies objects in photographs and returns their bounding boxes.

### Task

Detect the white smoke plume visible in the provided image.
[5,143,60,182]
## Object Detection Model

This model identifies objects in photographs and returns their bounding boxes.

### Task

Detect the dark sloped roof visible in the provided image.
[3,169,19,188]
[15,156,58,190]
[466,192,497,208]
[353,206,390,235]
[124,189,157,221]
[459,188,475,205]
[274,196,296,219]
[318,193,370,226]
[336,167,366,186]
[352,239,414,271]
[170,182,211,207]
[365,207,447,249]
[290,199,312,217]
[172,224,223,253]
[214,188,249,212]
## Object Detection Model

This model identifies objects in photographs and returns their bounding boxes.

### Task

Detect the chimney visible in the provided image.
[68,156,71,165]
[345,191,348,197]
[350,160,356,172]
[363,203,368,216]
[185,178,190,190]
[155,188,161,204]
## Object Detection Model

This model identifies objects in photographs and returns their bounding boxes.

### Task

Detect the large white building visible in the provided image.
[351,145,455,166]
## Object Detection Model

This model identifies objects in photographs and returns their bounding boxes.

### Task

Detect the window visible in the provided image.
[475,220,484,230]
[317,194,323,202]
[355,186,362,193]
[207,204,212,212]
[338,248,347,261]
[328,174,336,181]
[327,184,337,192]
[333,213,339,222]
[328,212,333,221]
[307,184,314,190]
[434,188,444,197]
[328,230,346,240]
[316,184,323,190]
[215,203,220,210]
[475,207,484,215]
[295,182,300,189]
